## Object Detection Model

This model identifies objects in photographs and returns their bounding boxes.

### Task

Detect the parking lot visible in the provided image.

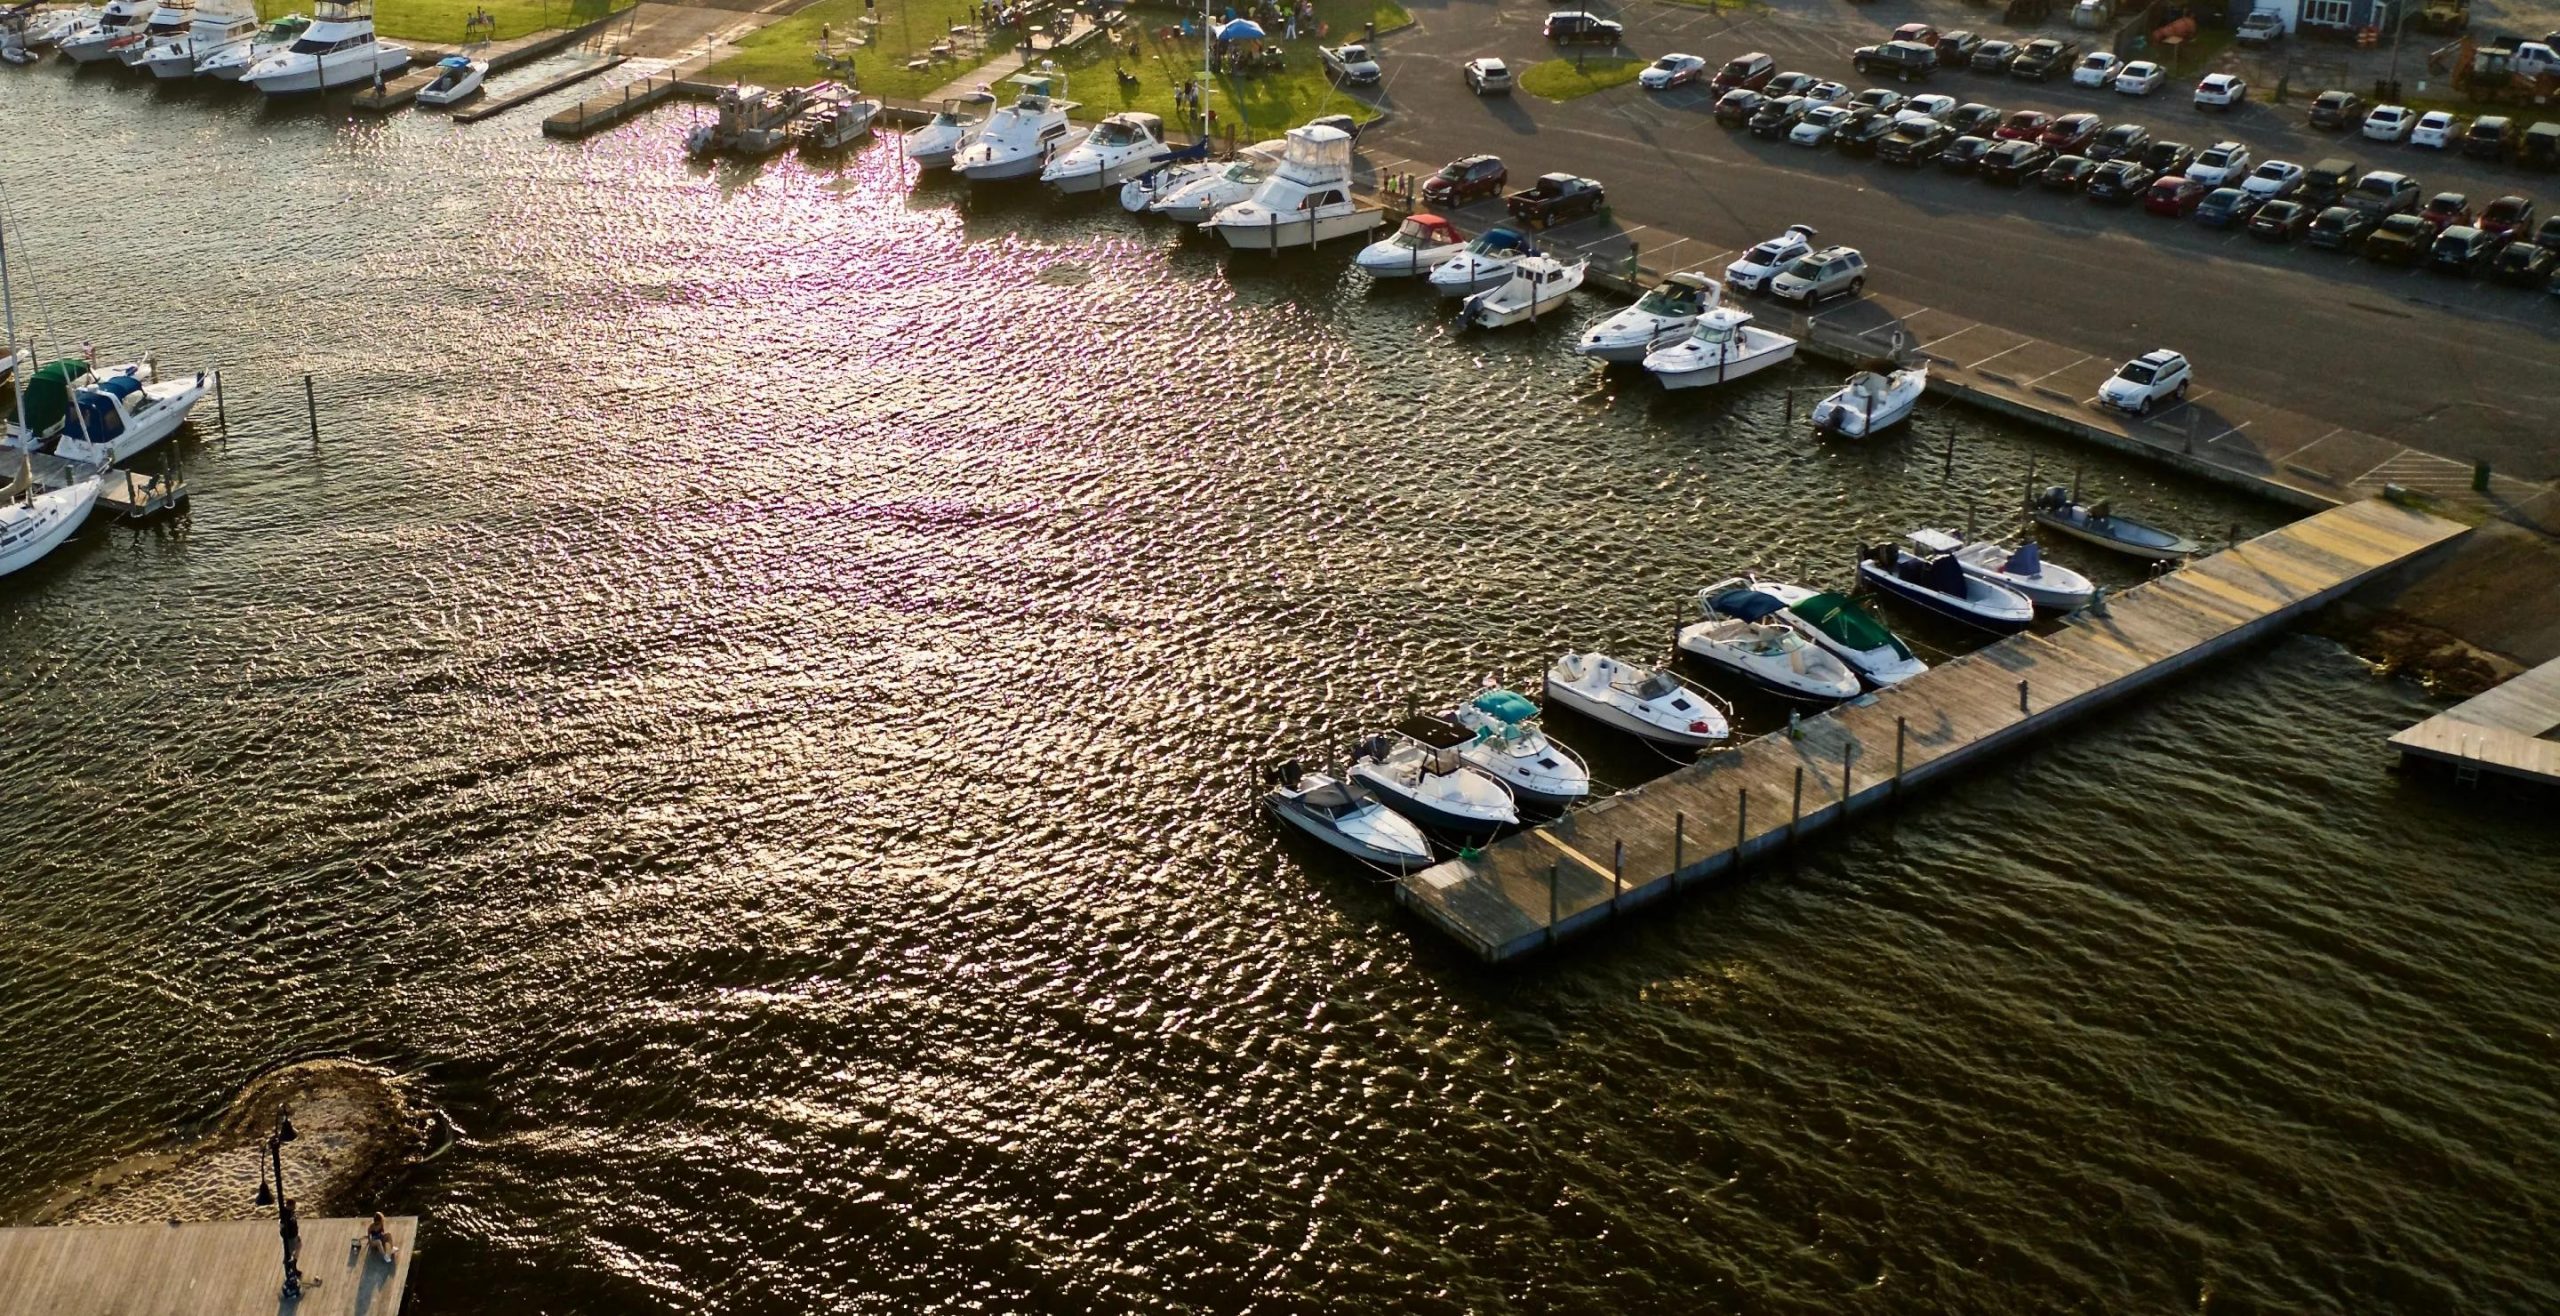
[1339,0,2560,481]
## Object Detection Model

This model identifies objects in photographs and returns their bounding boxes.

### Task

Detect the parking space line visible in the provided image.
[2026,354,2091,384]
[1966,341,2031,370]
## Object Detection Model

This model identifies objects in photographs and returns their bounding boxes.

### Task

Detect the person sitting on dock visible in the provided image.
[366,1211,398,1263]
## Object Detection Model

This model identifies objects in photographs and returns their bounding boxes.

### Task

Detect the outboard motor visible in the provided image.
[1269,759,1305,789]
[1354,734,1390,764]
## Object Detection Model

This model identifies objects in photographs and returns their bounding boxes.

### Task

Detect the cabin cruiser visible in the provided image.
[0,461,103,582]
[1041,112,1166,194]
[1426,227,1536,298]
[56,0,154,62]
[1907,528,2094,612]
[1145,139,1284,222]
[3,356,215,468]
[1262,761,1434,871]
[1448,689,1590,809]
[1809,362,1928,437]
[1678,588,1862,703]
[193,11,305,78]
[243,0,409,94]
[22,5,105,52]
[1576,271,1718,363]
[1642,307,1799,390]
[1348,714,1519,839]
[116,0,194,67]
[1354,213,1465,277]
[1725,577,1928,688]
[1458,256,1584,329]
[1857,541,2036,632]
[1200,124,1378,250]
[2027,486,2201,561]
[791,82,880,149]
[953,73,1083,182]
[1543,653,1730,749]
[685,83,816,157]
[413,52,486,104]
[904,89,996,169]
[1115,141,1214,213]
[140,1,253,77]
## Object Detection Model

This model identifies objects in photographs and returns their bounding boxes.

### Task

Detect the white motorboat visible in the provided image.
[56,0,153,62]
[903,89,996,169]
[1642,307,1799,390]
[242,0,409,95]
[1348,714,1519,839]
[193,12,305,79]
[953,71,1083,183]
[1200,124,1380,250]
[1262,761,1434,870]
[2026,486,2203,561]
[685,83,817,158]
[1542,652,1731,749]
[412,52,485,105]
[1729,577,1929,688]
[4,356,215,468]
[1679,589,1862,703]
[1457,255,1585,329]
[1118,155,1214,213]
[1857,541,2036,633]
[1041,112,1166,194]
[1353,213,1465,277]
[1426,226,1536,299]
[116,0,193,67]
[1146,140,1283,222]
[1448,688,1591,809]
[140,2,254,77]
[1576,271,1719,363]
[793,86,882,150]
[0,463,103,582]
[1909,528,2095,611]
[1809,362,1928,438]
[23,5,104,51]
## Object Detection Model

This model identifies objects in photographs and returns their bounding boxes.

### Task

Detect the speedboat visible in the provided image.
[1426,226,1536,298]
[1200,123,1379,250]
[1809,362,1928,437]
[56,0,153,62]
[1576,271,1718,363]
[903,89,996,169]
[1642,307,1798,390]
[23,5,104,51]
[685,83,816,158]
[1146,139,1283,222]
[1908,527,2094,610]
[141,1,254,77]
[953,73,1083,183]
[1448,688,1590,809]
[1348,714,1519,839]
[1457,255,1585,329]
[1262,761,1434,870]
[243,0,409,95]
[1730,578,1929,688]
[413,53,486,105]
[2027,486,2202,561]
[115,0,192,67]
[792,82,881,149]
[1678,592,1862,703]
[0,462,104,582]
[193,11,305,79]
[3,357,215,468]
[1118,155,1212,213]
[1353,213,1465,277]
[1543,652,1730,749]
[1041,112,1166,194]
[1857,541,2036,632]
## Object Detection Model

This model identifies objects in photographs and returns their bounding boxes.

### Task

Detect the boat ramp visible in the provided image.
[1396,497,2471,964]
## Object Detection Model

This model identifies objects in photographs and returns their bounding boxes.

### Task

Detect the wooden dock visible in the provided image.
[348,65,441,113]
[0,1217,416,1316]
[452,54,626,124]
[542,69,684,137]
[2389,656,2560,789]
[1396,498,2471,963]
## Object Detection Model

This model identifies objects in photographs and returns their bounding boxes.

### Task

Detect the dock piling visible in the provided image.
[1941,431,1954,479]
[1790,767,1804,847]
[215,373,226,431]
[303,374,318,446]
[1894,717,1906,797]
[1839,740,1853,810]
[1736,788,1748,852]
[2018,679,2029,714]
[1611,840,1623,909]
[1673,811,1685,884]
[1547,863,1559,945]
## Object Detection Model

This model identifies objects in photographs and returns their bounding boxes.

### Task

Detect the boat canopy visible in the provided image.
[1471,689,1539,724]
[1279,124,1353,176]
[1472,227,1531,253]
[1396,712,1474,750]
[16,359,88,437]
[1402,214,1459,243]
[436,53,470,67]
[1709,587,1786,622]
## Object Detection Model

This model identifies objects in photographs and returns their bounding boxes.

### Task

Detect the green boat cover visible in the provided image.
[1793,592,1912,659]
[1471,689,1540,724]
[15,360,87,438]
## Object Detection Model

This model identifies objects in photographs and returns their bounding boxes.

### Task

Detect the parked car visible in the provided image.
[2430,224,2498,273]
[1711,52,1776,93]
[1749,95,1813,138]
[1464,57,1513,94]
[2073,52,2122,87]
[1904,94,1959,121]
[1996,110,2051,141]
[2530,214,2560,252]
[1791,104,1858,146]
[1769,245,1868,303]
[2479,195,2535,242]
[1938,134,1997,173]
[1849,87,1907,115]
[2010,37,2079,80]
[1724,223,1818,293]
[2307,204,2381,249]
[2490,238,2560,285]
[2521,120,2560,169]
[1946,102,2004,136]
[1981,139,2055,183]
[2088,121,2150,161]
[2098,349,2190,414]
[2040,153,2100,191]
[1892,21,1941,45]
[2364,212,2433,263]
[2194,186,2264,226]
[2041,111,2104,152]
[2113,60,2165,95]
[2418,191,2474,235]
[2140,139,2199,177]
[1837,107,1910,155]
[1714,88,1767,125]
[1543,10,1622,44]
[1421,154,1507,205]
[1320,43,1382,84]
[1804,80,1851,106]
[1970,40,2021,73]
[2144,173,2212,216]
[2194,73,2247,109]
[2187,141,2252,186]
[1937,31,1985,66]
[1504,173,1607,227]
[2302,157,2361,207]
[1640,53,1709,89]
[2249,197,2314,240]
[2309,89,2366,130]
[1877,118,1955,163]
[2236,8,2286,43]
[2411,110,2461,148]
[2086,158,2157,202]
[1765,71,1819,98]
[1854,39,1939,81]
[2240,159,2306,198]
[2464,115,2518,161]
[2346,170,2420,216]
[2363,105,2416,141]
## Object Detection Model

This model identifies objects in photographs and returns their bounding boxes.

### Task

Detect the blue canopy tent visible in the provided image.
[1215,17,1264,41]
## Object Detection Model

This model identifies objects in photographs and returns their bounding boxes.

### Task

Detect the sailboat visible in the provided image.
[0,209,104,583]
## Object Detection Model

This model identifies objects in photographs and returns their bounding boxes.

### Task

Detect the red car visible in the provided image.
[2418,191,2473,236]
[2479,194,2536,242]
[1711,51,1776,93]
[2039,111,2103,153]
[1892,21,1940,46]
[1421,154,1507,206]
[1995,110,2051,141]
[2144,173,2211,216]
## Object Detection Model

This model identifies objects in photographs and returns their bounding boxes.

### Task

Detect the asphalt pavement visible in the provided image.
[1346,0,2560,480]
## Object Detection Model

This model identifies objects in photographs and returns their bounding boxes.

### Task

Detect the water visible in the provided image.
[3,67,2556,1313]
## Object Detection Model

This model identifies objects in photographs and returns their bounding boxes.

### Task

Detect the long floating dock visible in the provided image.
[2389,656,2560,789]
[453,54,626,124]
[1397,498,2470,963]
[0,1217,416,1315]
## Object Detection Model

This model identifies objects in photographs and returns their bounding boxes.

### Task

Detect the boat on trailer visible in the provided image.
[2027,486,2202,561]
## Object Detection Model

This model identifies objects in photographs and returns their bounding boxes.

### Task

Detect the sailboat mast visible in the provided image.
[0,206,25,427]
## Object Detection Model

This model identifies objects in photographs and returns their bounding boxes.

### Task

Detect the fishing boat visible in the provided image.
[1543,652,1731,748]
[791,83,881,149]
[1809,362,1928,438]
[1040,112,1167,194]
[684,83,816,158]
[3,357,215,468]
[192,11,305,79]
[953,70,1083,182]
[1575,271,1718,363]
[1353,213,1466,277]
[55,0,153,62]
[1200,124,1379,250]
[140,0,253,77]
[1426,227,1536,298]
[242,0,409,94]
[412,52,486,105]
[1679,588,1862,703]
[1347,714,1519,839]
[1857,541,2036,632]
[903,89,996,169]
[1448,688,1590,809]
[1907,527,2094,611]
[115,0,192,67]
[1262,761,1434,871]
[1641,306,1798,391]
[1457,256,1585,329]
[2027,486,2202,561]
[1738,578,1929,688]
[1145,139,1284,222]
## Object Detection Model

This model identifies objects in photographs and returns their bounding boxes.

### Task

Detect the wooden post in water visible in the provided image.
[1736,788,1748,854]
[1839,740,1853,813]
[1941,431,1954,479]
[1673,811,1685,885]
[1611,840,1623,911]
[304,374,318,446]
[214,373,226,432]
[1789,767,1804,847]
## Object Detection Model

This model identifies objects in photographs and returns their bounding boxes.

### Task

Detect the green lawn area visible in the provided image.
[257,0,627,44]
[1054,0,1404,139]
[706,0,1023,103]
[1516,55,1644,101]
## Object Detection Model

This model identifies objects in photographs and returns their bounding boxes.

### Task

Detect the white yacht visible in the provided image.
[1348,715,1519,840]
[1145,139,1284,222]
[1810,363,1928,438]
[1642,306,1799,391]
[413,52,486,105]
[1262,762,1435,871]
[1577,272,1718,363]
[1457,255,1585,329]
[1426,227,1536,298]
[1200,124,1379,250]
[1543,653,1730,749]
[116,0,194,67]
[1448,689,1591,809]
[242,0,409,95]
[1908,528,2095,611]
[141,1,255,77]
[1678,588,1862,703]
[194,12,306,79]
[1040,112,1166,194]
[4,356,215,468]
[953,72,1083,183]
[903,89,996,170]
[1724,577,1929,689]
[56,0,155,63]
[23,5,105,51]
[0,463,104,582]
[1353,213,1466,277]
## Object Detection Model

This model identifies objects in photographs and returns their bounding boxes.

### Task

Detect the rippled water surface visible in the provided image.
[3,67,2556,1314]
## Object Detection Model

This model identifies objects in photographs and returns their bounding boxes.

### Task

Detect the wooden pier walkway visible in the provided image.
[453,54,626,123]
[0,1217,416,1316]
[543,68,686,136]
[1396,497,2471,963]
[2390,656,2560,789]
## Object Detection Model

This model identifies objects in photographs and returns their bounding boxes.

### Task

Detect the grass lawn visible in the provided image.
[257,0,629,44]
[1516,55,1644,101]
[1027,0,1406,138]
[706,0,1024,103]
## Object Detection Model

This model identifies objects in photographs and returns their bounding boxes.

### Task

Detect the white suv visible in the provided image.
[2186,141,2251,186]
[1769,245,1867,304]
[1725,223,1816,294]
[2099,349,2191,415]
[2194,72,2247,109]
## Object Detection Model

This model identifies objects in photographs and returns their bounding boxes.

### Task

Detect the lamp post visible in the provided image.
[253,1107,302,1298]
[2384,0,2414,101]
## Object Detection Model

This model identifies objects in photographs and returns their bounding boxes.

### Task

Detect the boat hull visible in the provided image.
[2028,511,2199,561]
[1353,242,1463,277]
[1209,208,1380,250]
[1265,796,1432,870]
[1043,153,1152,194]
[1349,768,1512,839]
[1543,679,1723,747]
[956,151,1050,182]
[1648,342,1796,390]
[52,372,215,467]
[246,44,410,94]
[1856,563,2034,633]
[1460,292,1574,329]
[0,479,103,580]
[1677,628,1859,703]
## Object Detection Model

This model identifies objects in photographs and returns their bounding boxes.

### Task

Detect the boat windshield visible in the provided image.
[1634,287,1696,316]
[1095,121,1134,145]
[1633,671,1681,700]
[1221,160,1264,182]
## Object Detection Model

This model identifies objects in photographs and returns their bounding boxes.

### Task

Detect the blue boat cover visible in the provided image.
[100,375,142,399]
[1481,227,1531,252]
[1710,588,1787,622]
[1471,689,1539,723]
[439,55,472,68]
[1906,553,1969,597]
[2004,541,2041,575]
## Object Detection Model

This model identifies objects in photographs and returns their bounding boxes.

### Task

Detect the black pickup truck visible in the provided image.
[2008,37,2079,80]
[1505,173,1607,226]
